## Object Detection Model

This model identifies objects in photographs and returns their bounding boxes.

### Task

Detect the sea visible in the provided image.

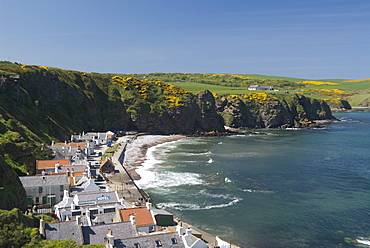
[136,111,370,248]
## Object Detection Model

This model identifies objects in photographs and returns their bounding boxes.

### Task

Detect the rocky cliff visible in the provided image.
[0,63,339,176]
[217,93,335,128]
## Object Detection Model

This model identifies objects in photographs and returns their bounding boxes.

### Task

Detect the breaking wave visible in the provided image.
[156,189,242,211]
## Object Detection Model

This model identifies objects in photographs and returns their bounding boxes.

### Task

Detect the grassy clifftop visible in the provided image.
[0,61,339,176]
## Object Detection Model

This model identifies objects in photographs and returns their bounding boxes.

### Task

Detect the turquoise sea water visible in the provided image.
[136,111,370,248]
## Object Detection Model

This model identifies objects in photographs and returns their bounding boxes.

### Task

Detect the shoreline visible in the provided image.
[123,134,241,248]
[124,134,187,180]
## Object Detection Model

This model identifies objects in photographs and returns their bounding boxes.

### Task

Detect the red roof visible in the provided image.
[37,160,70,170]
[70,142,88,148]
[120,207,155,226]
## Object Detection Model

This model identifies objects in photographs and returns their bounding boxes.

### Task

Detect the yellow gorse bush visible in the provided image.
[227,95,240,100]
[323,98,342,104]
[210,74,254,80]
[112,76,190,107]
[242,93,277,104]
[343,78,370,83]
[212,92,219,99]
[296,81,340,86]
[21,65,49,71]
[301,89,353,98]
[226,93,277,104]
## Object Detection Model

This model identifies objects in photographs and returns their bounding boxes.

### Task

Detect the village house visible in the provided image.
[82,221,138,245]
[106,230,187,248]
[114,205,157,234]
[248,85,275,91]
[49,141,94,160]
[36,159,91,175]
[54,189,125,221]
[19,174,70,207]
[100,158,115,174]
[40,216,208,248]
[71,131,116,146]
[40,218,84,245]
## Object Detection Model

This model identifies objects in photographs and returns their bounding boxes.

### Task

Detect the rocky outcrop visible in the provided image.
[325,99,352,111]
[218,94,336,129]
[124,91,226,134]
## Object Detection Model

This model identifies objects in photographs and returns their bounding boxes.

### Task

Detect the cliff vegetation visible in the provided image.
[0,61,339,211]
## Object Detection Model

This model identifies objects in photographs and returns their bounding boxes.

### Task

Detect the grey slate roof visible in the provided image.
[19,174,69,187]
[75,191,119,205]
[45,220,83,244]
[82,222,137,245]
[114,232,186,248]
[77,212,116,226]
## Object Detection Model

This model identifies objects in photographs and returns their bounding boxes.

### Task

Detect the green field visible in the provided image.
[171,82,253,94]
[172,75,370,107]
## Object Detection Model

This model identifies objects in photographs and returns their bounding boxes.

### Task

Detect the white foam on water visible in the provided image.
[198,189,235,200]
[357,237,370,246]
[156,196,242,211]
[155,189,243,210]
[170,151,212,156]
[242,189,274,194]
[136,167,203,189]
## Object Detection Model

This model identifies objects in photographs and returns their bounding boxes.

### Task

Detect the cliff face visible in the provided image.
[218,93,335,128]
[0,67,338,136]
[0,156,27,211]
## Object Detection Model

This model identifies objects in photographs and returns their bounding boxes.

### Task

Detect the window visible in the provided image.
[60,185,64,191]
[71,211,81,216]
[39,187,43,193]
[134,243,141,248]
[171,238,178,244]
[155,240,162,247]
[35,197,39,203]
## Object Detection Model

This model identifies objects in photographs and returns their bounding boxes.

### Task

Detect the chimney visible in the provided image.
[66,168,70,177]
[55,162,60,173]
[105,229,114,248]
[176,223,186,236]
[71,168,75,177]
[129,214,136,229]
[186,228,193,235]
[86,209,92,226]
[63,189,69,200]
[76,216,81,225]
[39,216,45,238]
[87,166,91,178]
[146,201,152,211]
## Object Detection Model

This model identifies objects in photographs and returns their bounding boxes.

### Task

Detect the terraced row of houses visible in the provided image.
[18,131,212,248]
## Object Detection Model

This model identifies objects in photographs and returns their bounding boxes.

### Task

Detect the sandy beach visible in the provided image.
[123,134,187,180]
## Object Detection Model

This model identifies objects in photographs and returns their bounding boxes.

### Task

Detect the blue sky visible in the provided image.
[1,0,369,79]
